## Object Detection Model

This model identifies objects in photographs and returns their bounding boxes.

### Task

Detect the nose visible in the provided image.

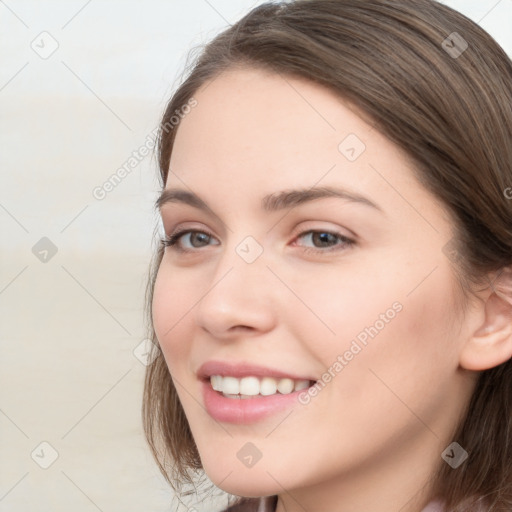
[194,248,278,340]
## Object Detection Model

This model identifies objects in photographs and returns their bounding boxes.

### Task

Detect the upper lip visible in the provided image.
[197,360,317,382]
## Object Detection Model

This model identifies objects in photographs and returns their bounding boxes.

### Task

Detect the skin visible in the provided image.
[152,66,511,512]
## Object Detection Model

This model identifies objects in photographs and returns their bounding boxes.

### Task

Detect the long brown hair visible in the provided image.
[142,1,512,509]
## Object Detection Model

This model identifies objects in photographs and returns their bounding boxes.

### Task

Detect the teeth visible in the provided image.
[211,375,223,391]
[239,376,260,396]
[277,378,294,394]
[209,375,312,398]
[222,376,239,395]
[294,380,309,391]
[260,377,277,396]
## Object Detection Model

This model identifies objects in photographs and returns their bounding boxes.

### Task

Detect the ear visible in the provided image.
[459,266,512,371]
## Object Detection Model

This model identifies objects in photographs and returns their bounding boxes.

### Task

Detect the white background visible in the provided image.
[1,1,511,511]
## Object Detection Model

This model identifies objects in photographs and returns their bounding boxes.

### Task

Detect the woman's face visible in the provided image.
[152,67,478,507]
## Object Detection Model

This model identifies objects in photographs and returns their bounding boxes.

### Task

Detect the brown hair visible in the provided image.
[142,0,512,510]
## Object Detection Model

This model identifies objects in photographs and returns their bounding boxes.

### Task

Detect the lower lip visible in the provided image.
[202,379,312,424]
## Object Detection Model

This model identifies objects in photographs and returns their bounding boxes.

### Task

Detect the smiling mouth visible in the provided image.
[208,375,317,399]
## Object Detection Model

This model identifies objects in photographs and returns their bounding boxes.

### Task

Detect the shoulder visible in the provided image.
[222,498,446,512]
[222,496,277,512]
[222,498,260,512]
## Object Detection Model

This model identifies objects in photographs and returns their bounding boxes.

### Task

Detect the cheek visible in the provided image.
[151,263,195,370]
[289,254,461,407]
[279,261,406,368]
[334,263,461,421]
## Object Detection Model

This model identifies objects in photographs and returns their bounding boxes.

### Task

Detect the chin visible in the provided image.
[201,459,284,497]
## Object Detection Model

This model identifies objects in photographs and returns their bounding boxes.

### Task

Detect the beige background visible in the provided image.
[1,1,511,511]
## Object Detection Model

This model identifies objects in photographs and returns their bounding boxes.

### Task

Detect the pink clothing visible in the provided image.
[224,496,447,511]
[420,500,444,512]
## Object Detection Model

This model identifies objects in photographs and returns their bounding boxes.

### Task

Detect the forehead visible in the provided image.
[170,68,390,184]
[175,67,368,146]
[164,66,449,231]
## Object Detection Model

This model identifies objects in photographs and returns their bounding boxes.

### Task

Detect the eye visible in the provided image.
[293,230,355,254]
[160,228,354,255]
[161,229,219,252]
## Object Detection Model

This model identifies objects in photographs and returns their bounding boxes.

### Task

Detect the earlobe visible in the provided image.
[459,268,512,371]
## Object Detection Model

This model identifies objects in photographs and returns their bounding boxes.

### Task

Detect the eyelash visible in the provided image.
[160,228,355,255]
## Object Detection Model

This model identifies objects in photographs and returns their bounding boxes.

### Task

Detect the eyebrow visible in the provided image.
[155,186,383,216]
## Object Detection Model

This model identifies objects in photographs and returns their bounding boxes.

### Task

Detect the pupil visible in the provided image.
[314,232,335,247]
[192,232,209,247]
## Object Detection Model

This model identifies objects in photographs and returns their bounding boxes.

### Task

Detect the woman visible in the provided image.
[143,1,512,510]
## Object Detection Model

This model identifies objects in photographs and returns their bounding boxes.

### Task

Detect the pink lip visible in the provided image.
[198,360,317,424]
[202,379,312,424]
[197,360,316,381]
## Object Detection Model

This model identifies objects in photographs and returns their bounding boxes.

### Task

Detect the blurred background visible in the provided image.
[1,1,511,511]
